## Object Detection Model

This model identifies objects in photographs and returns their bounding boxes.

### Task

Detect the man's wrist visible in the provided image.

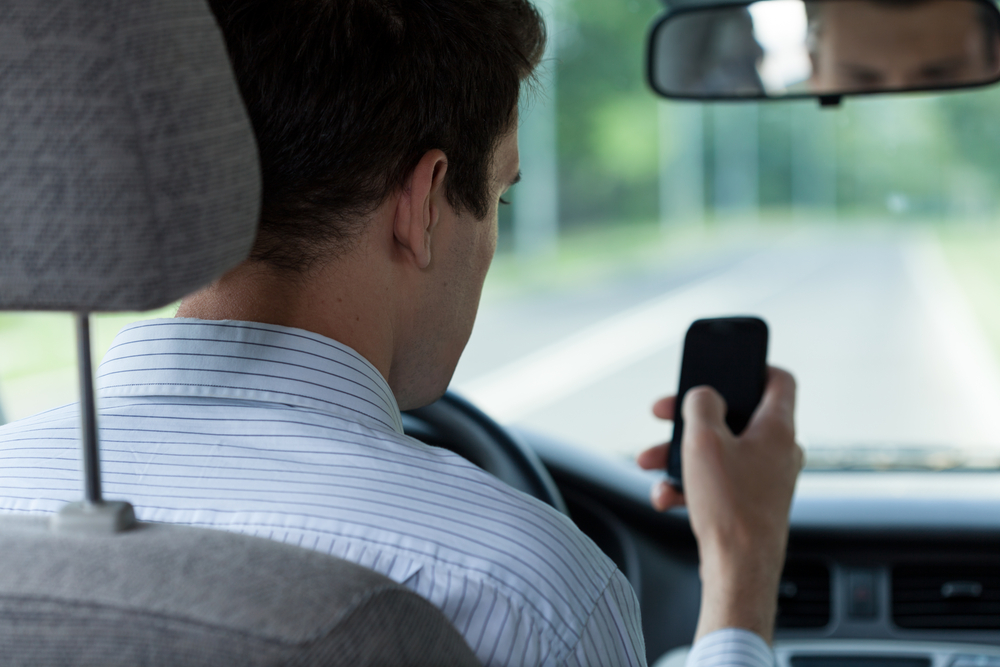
[695,556,781,643]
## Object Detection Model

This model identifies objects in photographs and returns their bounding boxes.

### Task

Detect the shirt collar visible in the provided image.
[96,318,404,435]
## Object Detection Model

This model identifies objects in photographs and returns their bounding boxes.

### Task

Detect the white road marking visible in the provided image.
[459,233,1000,461]
[903,237,1000,449]
[456,250,819,422]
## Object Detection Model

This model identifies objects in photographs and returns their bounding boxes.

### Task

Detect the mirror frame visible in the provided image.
[646,0,1000,104]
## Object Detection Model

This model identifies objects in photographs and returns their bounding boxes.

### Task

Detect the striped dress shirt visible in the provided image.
[0,318,773,667]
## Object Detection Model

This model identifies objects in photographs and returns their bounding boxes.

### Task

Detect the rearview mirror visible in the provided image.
[648,0,1000,103]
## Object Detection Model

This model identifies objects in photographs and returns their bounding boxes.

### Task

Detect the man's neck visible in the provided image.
[176,258,396,382]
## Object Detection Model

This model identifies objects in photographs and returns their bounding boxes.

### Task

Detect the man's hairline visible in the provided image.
[247,122,523,280]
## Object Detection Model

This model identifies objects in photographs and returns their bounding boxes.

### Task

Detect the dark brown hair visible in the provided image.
[208,0,546,271]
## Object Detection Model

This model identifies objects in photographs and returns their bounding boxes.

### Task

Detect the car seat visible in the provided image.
[0,1,480,664]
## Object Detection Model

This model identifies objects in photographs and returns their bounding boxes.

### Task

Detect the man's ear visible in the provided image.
[394,149,448,270]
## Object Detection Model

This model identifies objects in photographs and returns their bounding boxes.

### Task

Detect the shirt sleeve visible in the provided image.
[562,569,647,667]
[685,628,775,667]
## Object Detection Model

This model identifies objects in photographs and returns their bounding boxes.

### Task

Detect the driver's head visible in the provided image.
[200,0,545,408]
[208,0,544,271]
[807,0,1000,92]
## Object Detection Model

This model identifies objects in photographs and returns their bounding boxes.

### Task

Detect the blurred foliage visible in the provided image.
[556,0,663,225]
[590,94,659,181]
[937,86,1000,192]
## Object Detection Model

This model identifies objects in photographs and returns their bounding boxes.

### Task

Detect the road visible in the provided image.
[451,228,1000,465]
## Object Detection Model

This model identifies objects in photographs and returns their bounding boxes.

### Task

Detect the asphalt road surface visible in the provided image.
[452,228,1000,466]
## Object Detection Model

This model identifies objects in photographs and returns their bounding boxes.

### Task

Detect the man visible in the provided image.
[0,0,802,665]
[652,8,765,96]
[808,0,1000,93]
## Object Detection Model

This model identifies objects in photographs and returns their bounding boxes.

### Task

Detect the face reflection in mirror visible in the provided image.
[808,0,1000,93]
[653,8,766,95]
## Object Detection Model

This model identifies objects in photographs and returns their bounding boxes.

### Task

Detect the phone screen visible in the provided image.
[667,317,769,491]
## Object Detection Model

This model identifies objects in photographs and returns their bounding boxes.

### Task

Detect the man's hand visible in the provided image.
[636,367,803,644]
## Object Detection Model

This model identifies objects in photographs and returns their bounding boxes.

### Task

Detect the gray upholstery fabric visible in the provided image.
[0,517,481,666]
[0,0,260,311]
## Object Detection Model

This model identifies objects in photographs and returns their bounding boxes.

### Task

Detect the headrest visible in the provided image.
[0,0,261,312]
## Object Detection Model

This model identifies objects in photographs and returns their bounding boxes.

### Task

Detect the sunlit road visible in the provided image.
[451,229,1000,462]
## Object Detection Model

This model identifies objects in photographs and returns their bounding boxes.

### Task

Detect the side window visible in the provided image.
[0,307,177,425]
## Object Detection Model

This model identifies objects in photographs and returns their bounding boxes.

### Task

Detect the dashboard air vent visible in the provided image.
[892,563,1000,629]
[777,560,831,629]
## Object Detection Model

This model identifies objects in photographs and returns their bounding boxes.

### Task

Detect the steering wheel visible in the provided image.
[402,391,569,515]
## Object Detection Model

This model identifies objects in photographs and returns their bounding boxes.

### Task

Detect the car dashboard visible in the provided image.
[515,428,1000,667]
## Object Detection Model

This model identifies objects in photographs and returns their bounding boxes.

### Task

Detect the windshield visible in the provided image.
[2,0,1000,471]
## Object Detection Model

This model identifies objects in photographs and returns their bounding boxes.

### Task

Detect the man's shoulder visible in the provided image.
[0,396,613,585]
[373,426,631,651]
[0,395,629,652]
[209,402,625,639]
[0,402,84,513]
[362,419,617,579]
[0,403,80,440]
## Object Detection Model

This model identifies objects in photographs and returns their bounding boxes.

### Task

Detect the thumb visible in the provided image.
[682,386,727,429]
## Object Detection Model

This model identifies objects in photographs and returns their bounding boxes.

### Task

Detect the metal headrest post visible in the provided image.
[1,0,261,531]
[48,313,136,534]
[76,312,102,505]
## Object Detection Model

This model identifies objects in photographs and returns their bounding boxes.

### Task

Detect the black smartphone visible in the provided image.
[667,317,769,492]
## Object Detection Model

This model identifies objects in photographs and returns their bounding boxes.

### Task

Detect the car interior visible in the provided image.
[1,0,999,665]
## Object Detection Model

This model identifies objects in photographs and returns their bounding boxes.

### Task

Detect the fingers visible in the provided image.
[636,443,668,470]
[682,385,727,427]
[651,479,685,511]
[655,367,794,430]
[636,387,726,512]
[641,388,723,468]
[639,446,686,512]
[743,366,797,447]
[652,396,676,421]
[756,366,796,425]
